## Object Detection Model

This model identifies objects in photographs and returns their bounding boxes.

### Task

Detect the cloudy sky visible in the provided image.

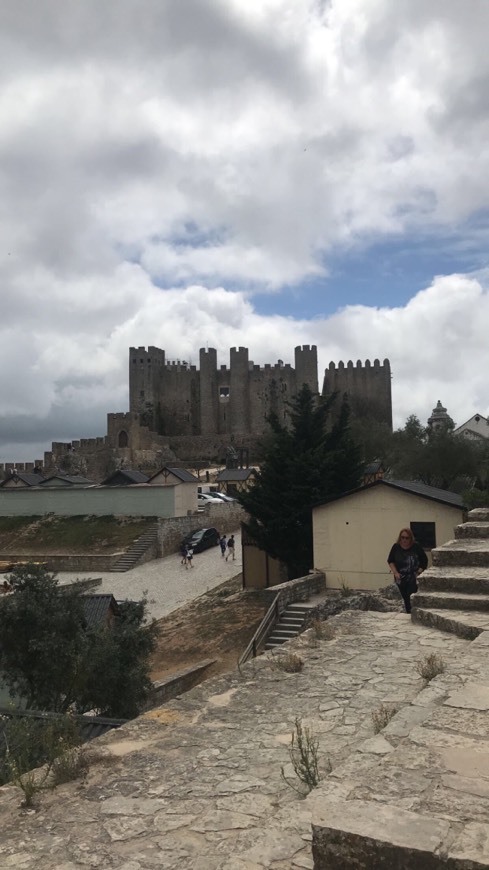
[2,0,489,461]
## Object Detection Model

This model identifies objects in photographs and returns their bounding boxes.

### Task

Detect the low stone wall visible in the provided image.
[0,553,121,572]
[147,659,216,708]
[262,571,326,608]
[157,503,246,556]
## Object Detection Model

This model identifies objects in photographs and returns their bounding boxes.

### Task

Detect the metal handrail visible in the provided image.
[238,592,281,667]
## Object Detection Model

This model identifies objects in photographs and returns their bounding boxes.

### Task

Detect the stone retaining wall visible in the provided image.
[262,571,326,608]
[0,553,121,572]
[157,503,246,556]
[147,659,216,708]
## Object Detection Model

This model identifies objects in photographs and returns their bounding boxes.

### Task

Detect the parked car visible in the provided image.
[198,493,223,505]
[181,527,220,554]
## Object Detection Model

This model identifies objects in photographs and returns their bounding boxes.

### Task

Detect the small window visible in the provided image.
[219,386,230,399]
[410,522,436,549]
[140,390,145,398]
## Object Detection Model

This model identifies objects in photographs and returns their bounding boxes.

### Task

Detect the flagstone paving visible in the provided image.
[0,610,471,869]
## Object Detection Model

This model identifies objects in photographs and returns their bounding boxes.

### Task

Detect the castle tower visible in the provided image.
[427,400,453,432]
[322,358,392,428]
[129,346,165,417]
[229,347,250,434]
[294,345,319,393]
[199,348,219,435]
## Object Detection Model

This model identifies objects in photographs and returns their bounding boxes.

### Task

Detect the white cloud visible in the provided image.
[1,1,489,459]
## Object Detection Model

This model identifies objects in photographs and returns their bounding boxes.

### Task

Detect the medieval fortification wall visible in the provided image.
[1,347,392,480]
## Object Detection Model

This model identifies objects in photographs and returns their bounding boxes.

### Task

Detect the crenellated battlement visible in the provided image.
[323,358,392,427]
[127,345,391,438]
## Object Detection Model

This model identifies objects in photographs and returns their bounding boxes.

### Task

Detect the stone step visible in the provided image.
[411,606,489,640]
[432,539,489,568]
[455,522,489,539]
[280,618,304,627]
[418,566,489,595]
[269,628,299,640]
[468,508,489,522]
[411,589,489,611]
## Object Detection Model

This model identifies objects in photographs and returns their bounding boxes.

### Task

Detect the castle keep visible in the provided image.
[129,345,320,436]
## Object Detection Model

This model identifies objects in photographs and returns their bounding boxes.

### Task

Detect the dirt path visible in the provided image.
[150,575,267,681]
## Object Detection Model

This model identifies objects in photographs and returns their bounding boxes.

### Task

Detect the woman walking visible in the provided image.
[387,528,428,614]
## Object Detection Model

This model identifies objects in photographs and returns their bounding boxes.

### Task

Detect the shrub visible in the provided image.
[417,653,445,681]
[271,652,304,673]
[281,717,327,795]
[371,703,398,734]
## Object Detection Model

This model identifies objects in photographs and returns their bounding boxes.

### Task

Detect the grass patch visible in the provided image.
[0,515,156,554]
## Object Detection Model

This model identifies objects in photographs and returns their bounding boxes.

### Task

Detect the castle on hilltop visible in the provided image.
[128,345,392,437]
[0,346,392,480]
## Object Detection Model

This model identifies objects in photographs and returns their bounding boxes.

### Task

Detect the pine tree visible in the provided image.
[238,385,363,579]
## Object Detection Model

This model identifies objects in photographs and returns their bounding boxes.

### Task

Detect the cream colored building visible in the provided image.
[312,479,465,591]
[147,466,198,515]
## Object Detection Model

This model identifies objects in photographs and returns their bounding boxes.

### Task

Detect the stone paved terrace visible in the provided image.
[0,610,474,869]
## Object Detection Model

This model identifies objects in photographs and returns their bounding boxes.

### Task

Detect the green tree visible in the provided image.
[0,564,158,718]
[387,415,481,492]
[238,385,363,579]
[78,600,158,719]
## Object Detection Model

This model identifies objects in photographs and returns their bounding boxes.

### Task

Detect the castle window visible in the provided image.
[219,386,230,400]
[118,430,129,448]
[140,391,145,399]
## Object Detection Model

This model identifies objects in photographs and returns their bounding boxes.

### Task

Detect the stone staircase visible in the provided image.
[411,508,489,639]
[110,524,159,572]
[265,603,310,649]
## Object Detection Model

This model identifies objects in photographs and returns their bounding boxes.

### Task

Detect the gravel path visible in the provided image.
[57,529,242,621]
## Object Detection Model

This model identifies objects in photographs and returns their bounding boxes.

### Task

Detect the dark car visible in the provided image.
[181,527,220,554]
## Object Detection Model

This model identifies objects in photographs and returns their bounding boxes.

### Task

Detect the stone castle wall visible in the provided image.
[323,358,392,427]
[128,344,320,437]
[1,347,392,482]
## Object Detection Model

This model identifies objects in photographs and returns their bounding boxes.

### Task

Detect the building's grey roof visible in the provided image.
[0,707,127,743]
[83,594,119,629]
[39,475,95,486]
[314,478,465,510]
[215,468,257,481]
[0,472,46,487]
[101,469,149,485]
[148,466,198,483]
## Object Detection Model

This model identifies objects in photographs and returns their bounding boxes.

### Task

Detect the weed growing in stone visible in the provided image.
[281,717,326,796]
[51,746,89,786]
[371,703,398,734]
[271,652,304,673]
[340,581,354,598]
[311,618,335,640]
[417,653,445,681]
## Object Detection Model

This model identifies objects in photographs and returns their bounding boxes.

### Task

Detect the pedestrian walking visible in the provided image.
[219,534,227,557]
[225,534,235,561]
[186,545,194,569]
[180,543,188,566]
[387,527,427,614]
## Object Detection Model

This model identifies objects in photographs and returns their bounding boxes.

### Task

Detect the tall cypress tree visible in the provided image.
[238,385,363,580]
